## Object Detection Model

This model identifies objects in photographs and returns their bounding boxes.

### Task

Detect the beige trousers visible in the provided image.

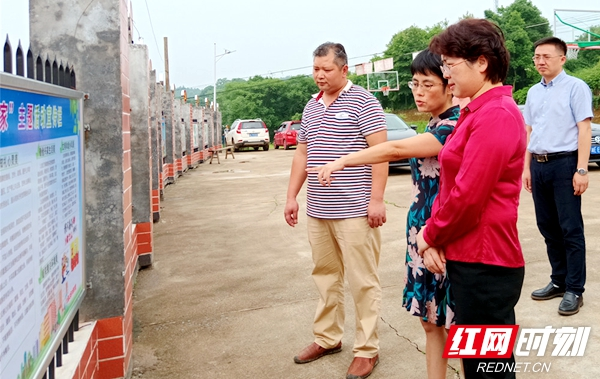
[307,216,381,358]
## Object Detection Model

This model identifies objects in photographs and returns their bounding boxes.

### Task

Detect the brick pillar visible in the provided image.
[30,0,136,377]
[155,82,167,196]
[215,109,222,148]
[129,44,153,268]
[173,99,185,175]
[200,107,208,161]
[162,88,175,184]
[149,72,161,222]
[183,103,193,167]
[192,108,201,165]
[206,108,215,148]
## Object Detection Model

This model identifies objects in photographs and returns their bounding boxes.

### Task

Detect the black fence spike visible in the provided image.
[3,35,12,73]
[45,55,51,83]
[27,48,34,79]
[4,34,76,88]
[48,357,55,379]
[16,40,24,76]
[55,345,62,368]
[36,55,43,82]
[65,65,71,88]
[52,58,58,85]
[59,60,65,87]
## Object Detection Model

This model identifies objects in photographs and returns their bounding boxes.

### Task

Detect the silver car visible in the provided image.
[385,113,418,167]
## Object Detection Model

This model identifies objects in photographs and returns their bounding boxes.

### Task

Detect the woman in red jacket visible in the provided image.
[416,19,526,379]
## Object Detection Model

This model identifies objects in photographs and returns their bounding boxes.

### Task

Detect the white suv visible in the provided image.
[226,119,270,151]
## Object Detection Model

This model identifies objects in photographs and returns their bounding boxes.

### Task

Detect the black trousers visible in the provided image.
[530,155,586,295]
[447,261,525,379]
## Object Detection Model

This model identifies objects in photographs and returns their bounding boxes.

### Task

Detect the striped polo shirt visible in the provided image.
[298,80,386,219]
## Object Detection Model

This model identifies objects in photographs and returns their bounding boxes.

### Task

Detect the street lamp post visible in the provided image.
[214,43,235,111]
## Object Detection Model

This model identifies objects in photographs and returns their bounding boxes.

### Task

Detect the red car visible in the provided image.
[273,120,301,150]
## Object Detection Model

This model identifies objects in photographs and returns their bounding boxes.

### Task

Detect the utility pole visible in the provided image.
[164,37,170,91]
[214,43,235,111]
[213,43,216,110]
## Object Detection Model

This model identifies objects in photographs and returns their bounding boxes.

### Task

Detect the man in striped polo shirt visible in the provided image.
[285,42,388,379]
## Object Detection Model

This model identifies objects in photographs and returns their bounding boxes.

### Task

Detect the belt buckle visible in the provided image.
[536,154,548,163]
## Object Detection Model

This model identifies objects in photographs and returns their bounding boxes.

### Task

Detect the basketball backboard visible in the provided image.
[367,71,399,94]
[554,9,600,59]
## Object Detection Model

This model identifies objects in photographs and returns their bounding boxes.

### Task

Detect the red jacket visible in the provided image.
[423,86,526,268]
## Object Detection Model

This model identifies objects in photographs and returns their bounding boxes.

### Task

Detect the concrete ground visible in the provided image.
[131,148,600,379]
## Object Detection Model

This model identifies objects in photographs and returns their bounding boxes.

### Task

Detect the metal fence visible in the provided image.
[3,36,76,89]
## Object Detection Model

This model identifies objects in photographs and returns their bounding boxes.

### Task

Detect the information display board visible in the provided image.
[180,121,186,155]
[0,74,85,379]
[161,117,166,159]
[193,121,199,149]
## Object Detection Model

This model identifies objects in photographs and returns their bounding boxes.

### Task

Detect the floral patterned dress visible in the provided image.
[402,106,460,328]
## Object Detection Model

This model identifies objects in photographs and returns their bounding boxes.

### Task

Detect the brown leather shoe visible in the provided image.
[293,342,342,364]
[346,355,379,379]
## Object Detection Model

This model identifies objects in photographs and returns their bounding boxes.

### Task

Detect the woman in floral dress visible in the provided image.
[309,49,459,378]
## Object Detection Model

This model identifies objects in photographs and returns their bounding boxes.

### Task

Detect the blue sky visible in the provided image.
[2,0,599,89]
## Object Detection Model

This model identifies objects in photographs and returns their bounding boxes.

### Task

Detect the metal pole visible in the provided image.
[214,43,217,111]
[164,37,170,91]
[213,45,235,111]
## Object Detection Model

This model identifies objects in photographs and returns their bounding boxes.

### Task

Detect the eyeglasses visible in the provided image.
[532,55,563,62]
[408,81,444,91]
[440,60,467,75]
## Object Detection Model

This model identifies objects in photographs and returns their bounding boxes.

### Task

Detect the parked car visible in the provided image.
[591,122,600,167]
[225,119,270,151]
[385,113,418,168]
[273,120,301,150]
[519,105,600,167]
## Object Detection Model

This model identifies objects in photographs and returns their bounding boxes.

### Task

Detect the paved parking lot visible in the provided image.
[132,148,600,378]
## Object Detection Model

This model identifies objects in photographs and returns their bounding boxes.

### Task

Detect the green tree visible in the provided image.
[571,60,600,107]
[502,11,535,89]
[486,0,551,43]
[381,22,447,110]
[217,75,317,138]
[485,0,552,92]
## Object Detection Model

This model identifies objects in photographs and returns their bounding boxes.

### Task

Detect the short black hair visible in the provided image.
[411,49,447,85]
[534,36,567,55]
[313,42,348,67]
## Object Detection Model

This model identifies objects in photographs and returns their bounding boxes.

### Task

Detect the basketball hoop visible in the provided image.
[381,86,390,96]
[566,45,579,60]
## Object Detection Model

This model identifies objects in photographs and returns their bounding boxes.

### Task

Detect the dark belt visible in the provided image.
[532,151,577,163]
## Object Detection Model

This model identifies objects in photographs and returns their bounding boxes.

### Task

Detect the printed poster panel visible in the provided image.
[180,121,186,154]
[373,57,394,73]
[161,117,166,159]
[203,123,209,149]
[0,87,84,379]
[193,121,199,149]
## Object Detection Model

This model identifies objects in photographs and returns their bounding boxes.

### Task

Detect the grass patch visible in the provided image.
[410,121,428,133]
[393,109,430,133]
